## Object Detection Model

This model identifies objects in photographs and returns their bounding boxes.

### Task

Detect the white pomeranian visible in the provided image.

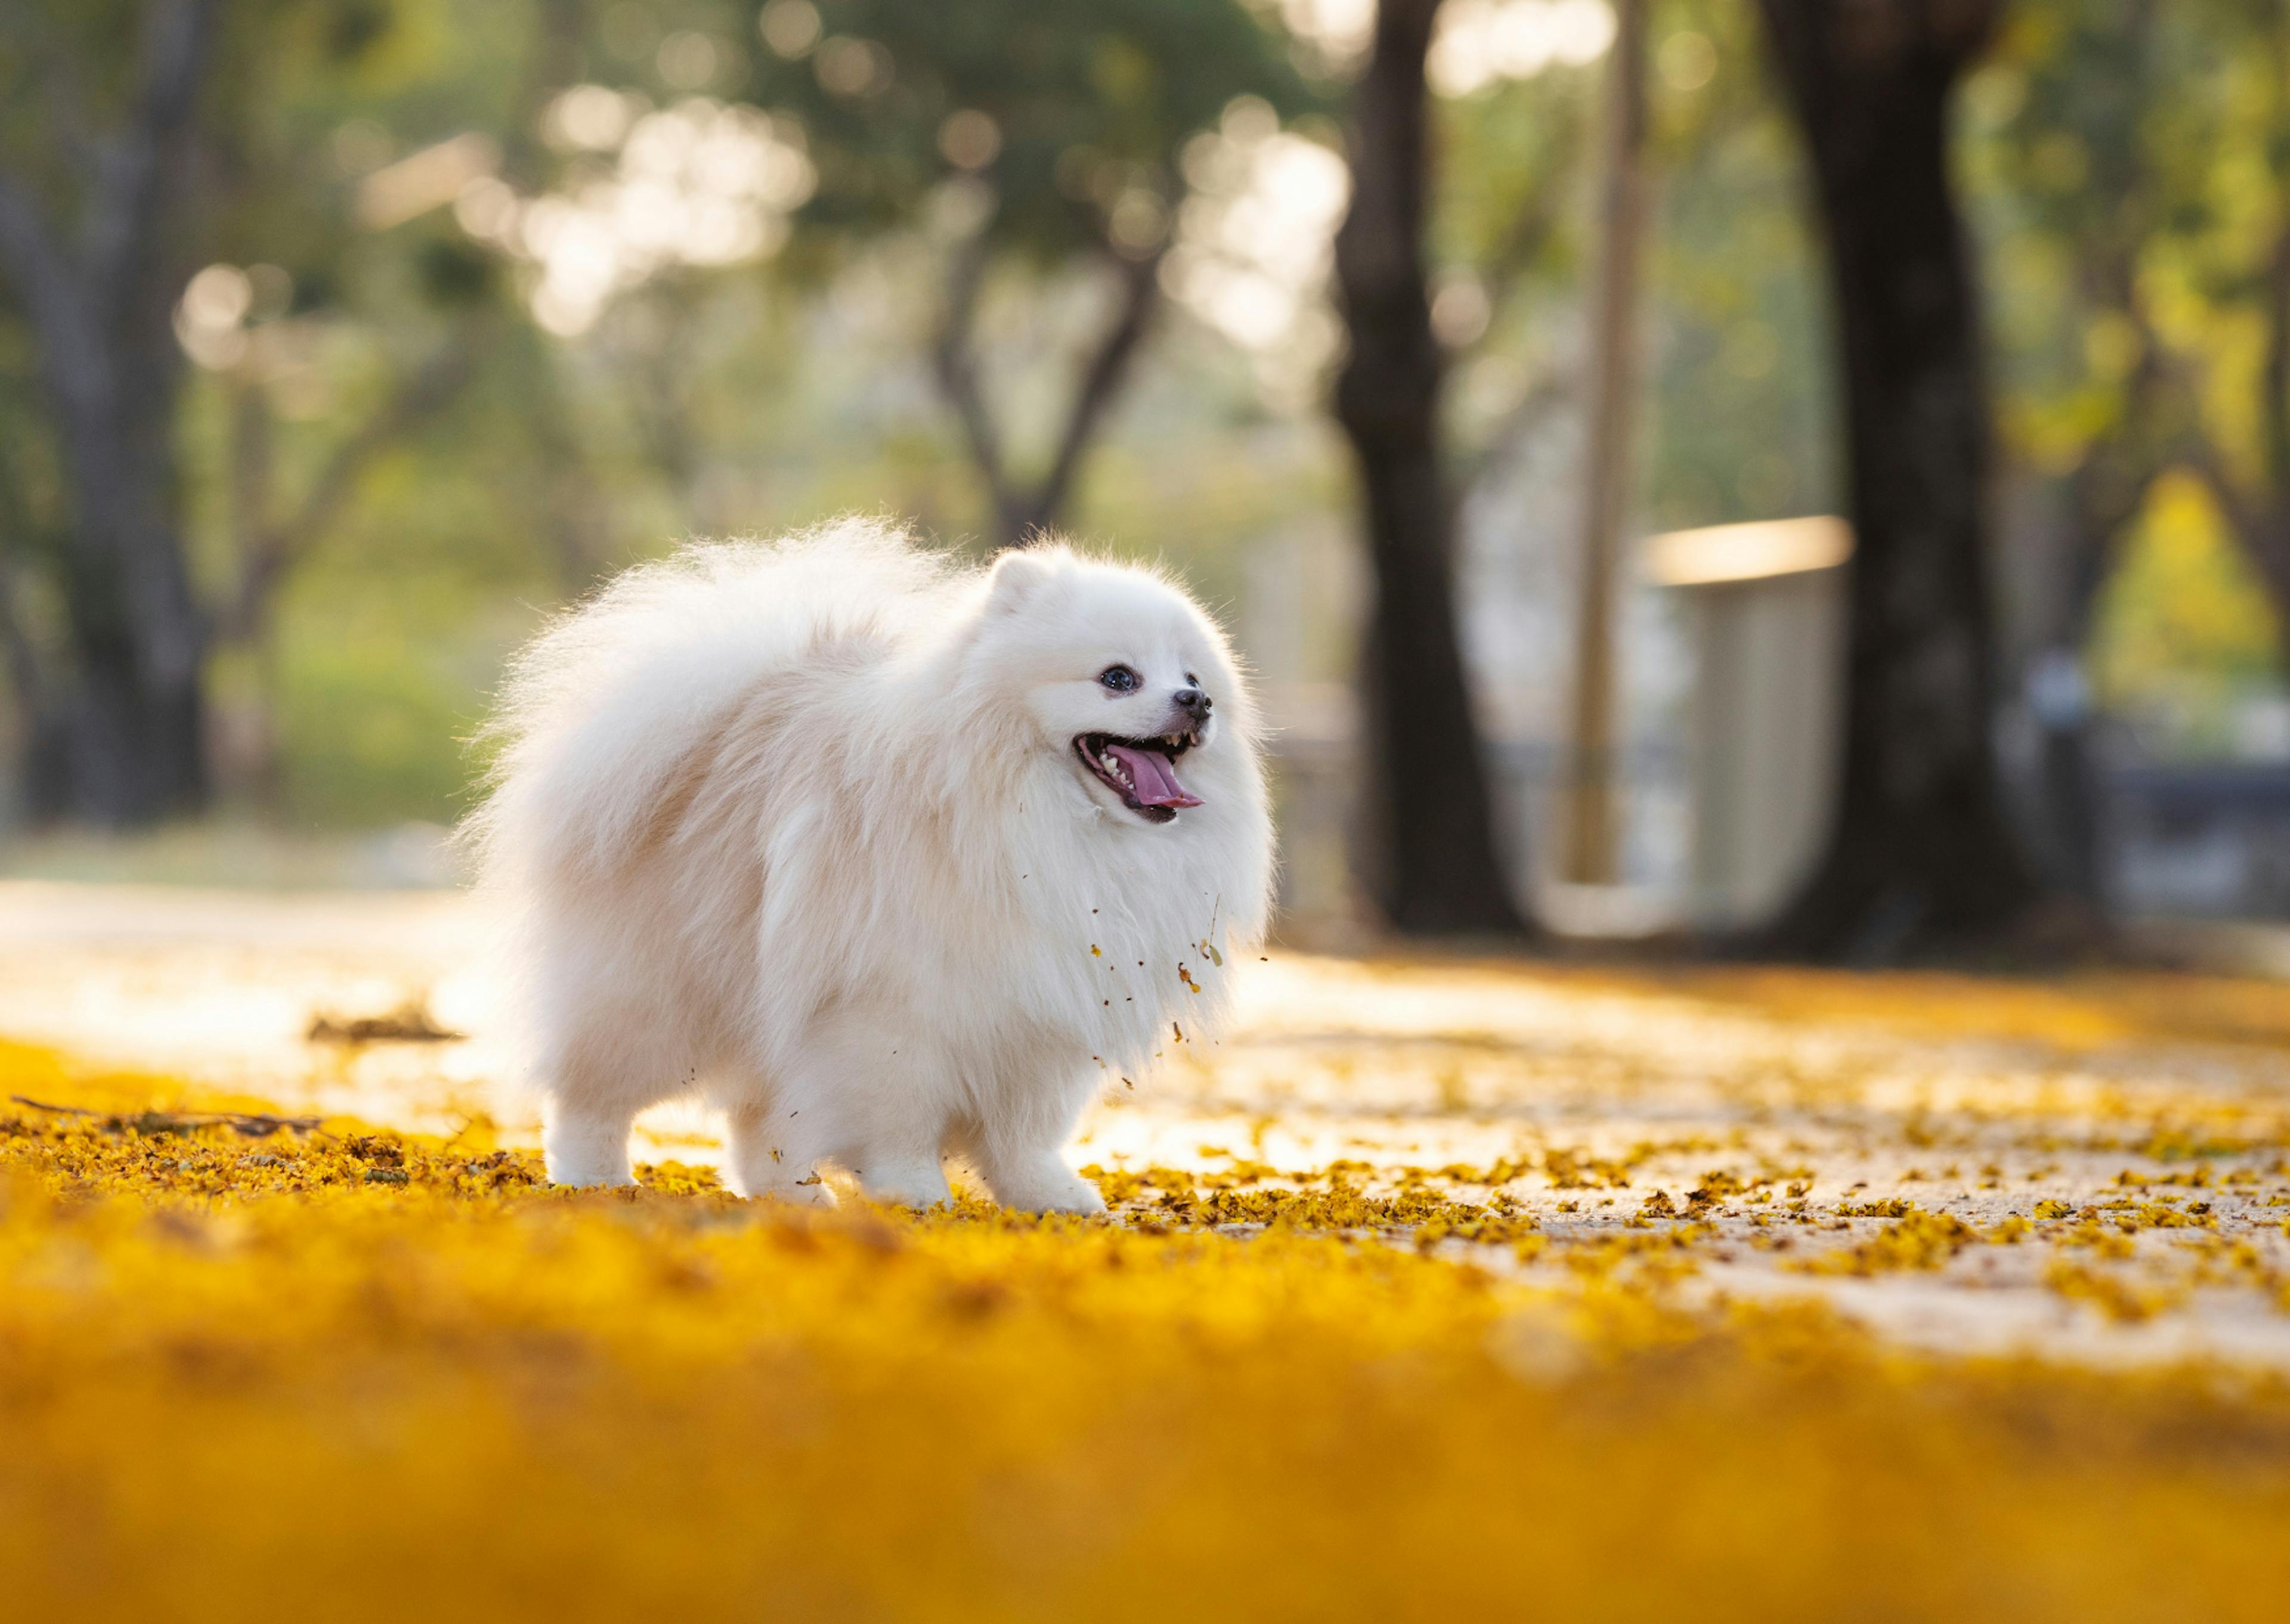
[466,517,1273,1211]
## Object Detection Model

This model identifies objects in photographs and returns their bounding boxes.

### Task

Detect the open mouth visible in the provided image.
[1073,730,1204,823]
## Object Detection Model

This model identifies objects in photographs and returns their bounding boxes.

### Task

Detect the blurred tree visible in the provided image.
[1970,1,2290,878]
[1752,0,2041,957]
[2100,1,2290,647]
[740,0,1314,546]
[0,0,549,815]
[1333,0,1527,936]
[209,327,482,652]
[0,0,520,824]
[0,0,221,823]
[1427,29,1586,492]
[1973,0,2167,897]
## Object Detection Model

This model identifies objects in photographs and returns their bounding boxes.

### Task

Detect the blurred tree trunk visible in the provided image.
[1751,0,2040,957]
[1332,0,1527,936]
[0,479,70,814]
[1561,0,1648,887]
[0,0,217,825]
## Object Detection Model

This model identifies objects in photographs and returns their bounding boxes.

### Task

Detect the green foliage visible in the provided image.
[1967,0,2290,728]
[1432,0,1836,529]
[1638,0,1835,528]
[271,628,480,826]
[735,0,1320,261]
[2091,473,2283,746]
[13,0,2290,833]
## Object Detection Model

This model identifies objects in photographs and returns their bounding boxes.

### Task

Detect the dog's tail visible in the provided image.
[460,515,939,891]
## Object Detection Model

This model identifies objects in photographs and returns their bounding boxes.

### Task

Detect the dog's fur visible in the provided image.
[466,518,1273,1210]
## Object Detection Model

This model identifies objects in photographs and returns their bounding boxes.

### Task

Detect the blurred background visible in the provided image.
[2,0,2287,957]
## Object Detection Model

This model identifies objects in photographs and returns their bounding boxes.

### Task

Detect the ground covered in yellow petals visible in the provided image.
[7,1037,2290,1623]
[7,887,2290,1615]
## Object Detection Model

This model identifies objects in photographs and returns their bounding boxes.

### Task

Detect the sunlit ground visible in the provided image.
[5,881,2290,1616]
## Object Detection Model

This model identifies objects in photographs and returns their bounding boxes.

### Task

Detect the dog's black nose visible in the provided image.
[1172,686,1210,718]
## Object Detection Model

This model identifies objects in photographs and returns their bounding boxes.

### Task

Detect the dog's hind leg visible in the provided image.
[534,988,674,1188]
[543,1100,640,1188]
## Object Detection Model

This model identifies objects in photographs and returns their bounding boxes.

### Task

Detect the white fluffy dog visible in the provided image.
[467,518,1272,1211]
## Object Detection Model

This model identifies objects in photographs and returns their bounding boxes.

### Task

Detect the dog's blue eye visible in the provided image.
[1098,665,1139,693]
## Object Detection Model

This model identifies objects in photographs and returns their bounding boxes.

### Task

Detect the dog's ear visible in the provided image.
[985,546,1056,613]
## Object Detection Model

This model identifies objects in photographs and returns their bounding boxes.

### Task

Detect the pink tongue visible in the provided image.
[1106,743,1202,808]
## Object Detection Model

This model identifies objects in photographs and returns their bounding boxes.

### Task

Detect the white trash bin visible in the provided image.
[1642,517,1852,932]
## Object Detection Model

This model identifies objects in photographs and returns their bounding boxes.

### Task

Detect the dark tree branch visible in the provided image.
[513,337,617,591]
[605,289,704,504]
[933,195,1165,549]
[2180,432,2263,550]
[1017,246,1164,546]
[1448,116,1580,515]
[1460,141,1576,362]
[932,215,1025,540]
[215,331,479,645]
[1480,178,1567,312]
[2054,300,2168,635]
[2060,0,2159,537]
[2192,435,2290,625]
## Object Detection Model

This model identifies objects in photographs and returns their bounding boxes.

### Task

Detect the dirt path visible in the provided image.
[5,879,2286,1366]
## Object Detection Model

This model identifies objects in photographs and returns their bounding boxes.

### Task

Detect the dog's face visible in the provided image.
[969,547,1247,826]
